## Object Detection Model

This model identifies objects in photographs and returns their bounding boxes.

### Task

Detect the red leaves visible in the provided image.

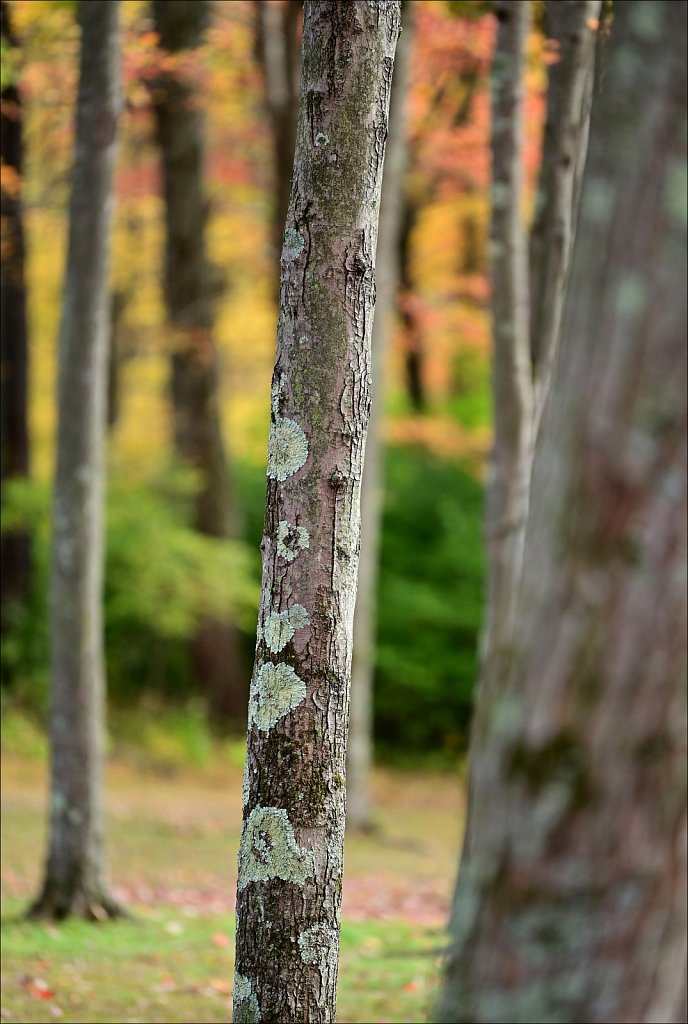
[18,976,55,1000]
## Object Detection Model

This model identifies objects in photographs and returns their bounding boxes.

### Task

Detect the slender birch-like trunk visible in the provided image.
[347,0,413,834]
[30,0,121,920]
[233,3,400,1020]
[438,2,687,1019]
[0,0,31,645]
[481,0,533,699]
[151,0,246,728]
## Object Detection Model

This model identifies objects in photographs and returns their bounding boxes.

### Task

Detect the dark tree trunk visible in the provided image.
[30,0,122,921]
[0,0,31,648]
[233,3,400,1020]
[438,3,687,1020]
[254,0,303,292]
[151,0,246,728]
[399,194,425,412]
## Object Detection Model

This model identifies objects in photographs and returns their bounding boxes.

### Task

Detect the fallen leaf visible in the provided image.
[210,979,232,993]
[212,932,229,948]
[165,921,183,935]
[19,978,56,1001]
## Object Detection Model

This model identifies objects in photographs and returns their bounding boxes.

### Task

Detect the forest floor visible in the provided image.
[0,747,465,1023]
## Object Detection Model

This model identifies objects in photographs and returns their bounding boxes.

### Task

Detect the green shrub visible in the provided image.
[374,447,485,757]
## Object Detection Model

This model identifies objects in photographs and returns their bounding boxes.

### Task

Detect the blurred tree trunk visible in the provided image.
[151,0,246,729]
[481,0,601,714]
[0,0,31,649]
[399,193,425,411]
[254,0,302,292]
[348,0,412,834]
[233,3,400,1020]
[438,2,687,1020]
[30,0,122,921]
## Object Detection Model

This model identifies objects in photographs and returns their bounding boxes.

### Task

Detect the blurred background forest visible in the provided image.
[1,0,549,765]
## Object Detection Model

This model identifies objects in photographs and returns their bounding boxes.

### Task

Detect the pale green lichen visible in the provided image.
[315,131,330,147]
[238,806,314,890]
[298,922,338,973]
[262,604,310,653]
[249,662,306,731]
[277,520,310,562]
[233,973,261,1023]
[267,418,308,482]
[283,227,304,261]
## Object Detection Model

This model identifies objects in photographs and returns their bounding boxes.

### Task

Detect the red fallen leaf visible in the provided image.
[19,977,56,1001]
[212,933,229,948]
[402,981,418,992]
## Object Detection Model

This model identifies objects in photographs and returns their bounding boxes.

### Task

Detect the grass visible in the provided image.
[1,733,464,1023]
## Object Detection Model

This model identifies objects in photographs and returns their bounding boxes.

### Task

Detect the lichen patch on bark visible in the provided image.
[249,662,307,731]
[267,417,309,481]
[276,520,310,562]
[233,973,261,1022]
[262,604,311,653]
[238,806,314,890]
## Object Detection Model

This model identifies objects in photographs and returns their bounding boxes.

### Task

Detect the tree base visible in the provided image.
[27,887,126,922]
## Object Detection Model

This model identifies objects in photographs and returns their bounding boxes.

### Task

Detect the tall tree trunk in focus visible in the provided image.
[255,0,302,292]
[30,0,122,921]
[438,3,687,1020]
[0,0,31,650]
[233,3,400,1021]
[347,0,412,834]
[152,0,246,729]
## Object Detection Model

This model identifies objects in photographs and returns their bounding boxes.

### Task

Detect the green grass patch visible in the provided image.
[1,901,445,1023]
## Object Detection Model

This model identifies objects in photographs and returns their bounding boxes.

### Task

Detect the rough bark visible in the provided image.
[30,0,122,921]
[481,0,533,700]
[347,0,412,834]
[0,0,31,644]
[233,3,400,1021]
[255,0,303,291]
[151,0,246,728]
[438,3,687,1020]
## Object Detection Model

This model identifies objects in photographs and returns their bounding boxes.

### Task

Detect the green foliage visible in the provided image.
[375,447,485,758]
[447,346,492,429]
[0,467,259,711]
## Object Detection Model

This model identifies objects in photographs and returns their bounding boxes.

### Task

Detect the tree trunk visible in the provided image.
[233,3,400,1021]
[151,0,246,728]
[255,0,303,292]
[481,0,533,703]
[347,0,412,834]
[529,0,601,436]
[399,193,425,412]
[30,0,122,921]
[0,0,31,648]
[437,3,687,1020]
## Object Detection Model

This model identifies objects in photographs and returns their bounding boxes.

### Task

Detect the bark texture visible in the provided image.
[0,0,31,643]
[30,0,121,920]
[255,0,302,290]
[151,0,246,727]
[438,3,687,1020]
[233,3,400,1021]
[347,0,412,833]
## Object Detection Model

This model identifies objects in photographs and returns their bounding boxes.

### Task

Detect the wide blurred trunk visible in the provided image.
[30,0,122,921]
[347,0,412,833]
[233,2,400,1019]
[0,0,31,650]
[152,0,246,728]
[437,3,687,1019]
